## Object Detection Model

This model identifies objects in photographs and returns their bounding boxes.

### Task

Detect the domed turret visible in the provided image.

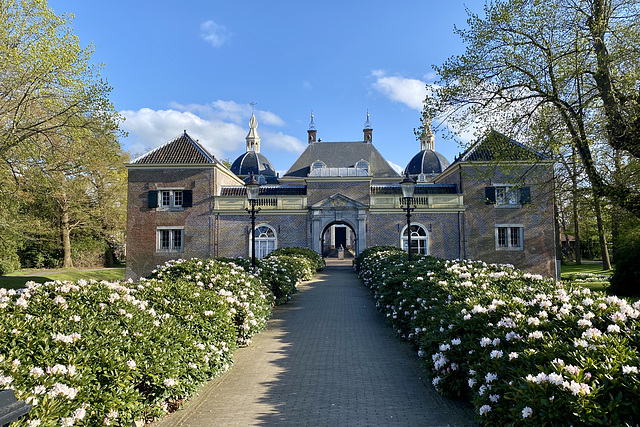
[230,112,277,182]
[404,114,450,182]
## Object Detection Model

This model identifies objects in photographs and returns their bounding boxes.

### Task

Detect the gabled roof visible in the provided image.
[283,141,400,178]
[454,130,549,164]
[130,131,217,165]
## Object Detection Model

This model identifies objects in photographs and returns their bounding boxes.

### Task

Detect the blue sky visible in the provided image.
[49,0,481,175]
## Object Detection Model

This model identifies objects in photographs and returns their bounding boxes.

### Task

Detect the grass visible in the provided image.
[0,268,125,290]
[561,262,613,276]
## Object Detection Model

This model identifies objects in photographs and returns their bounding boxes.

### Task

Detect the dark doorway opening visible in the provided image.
[321,222,356,258]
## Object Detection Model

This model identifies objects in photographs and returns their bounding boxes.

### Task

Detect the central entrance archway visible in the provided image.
[321,221,357,258]
[310,193,367,258]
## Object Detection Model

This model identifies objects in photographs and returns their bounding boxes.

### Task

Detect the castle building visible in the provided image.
[125,113,556,280]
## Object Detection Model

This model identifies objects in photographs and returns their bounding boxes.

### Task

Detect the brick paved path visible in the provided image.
[153,261,476,427]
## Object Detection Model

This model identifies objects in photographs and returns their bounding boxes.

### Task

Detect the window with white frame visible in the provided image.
[252,224,277,259]
[495,186,518,206]
[159,189,184,210]
[157,227,184,252]
[355,160,369,175]
[495,224,523,251]
[401,224,429,255]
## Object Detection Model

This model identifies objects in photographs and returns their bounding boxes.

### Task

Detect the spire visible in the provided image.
[420,113,435,151]
[308,111,317,144]
[363,110,373,143]
[246,111,261,153]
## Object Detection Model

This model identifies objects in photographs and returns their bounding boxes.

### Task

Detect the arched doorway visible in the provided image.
[321,221,357,258]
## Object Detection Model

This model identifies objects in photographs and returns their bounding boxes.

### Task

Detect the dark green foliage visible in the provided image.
[266,247,324,271]
[610,233,640,296]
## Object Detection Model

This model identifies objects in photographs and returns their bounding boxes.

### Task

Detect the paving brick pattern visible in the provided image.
[152,261,477,427]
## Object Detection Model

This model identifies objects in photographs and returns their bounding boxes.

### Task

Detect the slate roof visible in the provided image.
[455,130,548,163]
[130,132,216,165]
[220,185,307,196]
[405,150,450,175]
[370,184,459,195]
[230,151,276,177]
[283,141,400,178]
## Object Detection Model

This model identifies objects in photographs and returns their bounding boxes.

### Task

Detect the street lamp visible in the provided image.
[245,173,261,268]
[400,171,416,261]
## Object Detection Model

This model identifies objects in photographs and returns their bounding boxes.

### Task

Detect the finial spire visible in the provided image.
[246,109,261,153]
[420,113,435,151]
[308,111,316,130]
[364,109,372,130]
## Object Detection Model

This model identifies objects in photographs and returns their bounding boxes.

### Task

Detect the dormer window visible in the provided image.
[311,161,326,171]
[355,160,369,175]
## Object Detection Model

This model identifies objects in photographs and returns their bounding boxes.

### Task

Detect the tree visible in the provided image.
[0,0,126,270]
[425,0,640,216]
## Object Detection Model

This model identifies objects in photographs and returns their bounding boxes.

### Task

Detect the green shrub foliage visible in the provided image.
[358,246,640,425]
[266,247,324,271]
[0,256,310,426]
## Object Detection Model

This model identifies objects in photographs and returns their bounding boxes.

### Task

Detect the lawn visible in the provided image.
[0,267,125,290]
[560,261,613,276]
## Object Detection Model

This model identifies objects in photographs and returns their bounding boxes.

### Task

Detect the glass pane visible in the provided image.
[161,191,171,206]
[160,230,170,249]
[173,230,182,249]
[510,227,520,247]
[497,227,508,247]
[174,191,183,207]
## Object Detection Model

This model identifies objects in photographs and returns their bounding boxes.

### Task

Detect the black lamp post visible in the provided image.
[245,173,261,268]
[400,172,416,261]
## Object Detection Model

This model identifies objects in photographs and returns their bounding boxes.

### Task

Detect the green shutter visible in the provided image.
[485,187,496,204]
[183,190,193,207]
[519,186,531,204]
[148,190,159,208]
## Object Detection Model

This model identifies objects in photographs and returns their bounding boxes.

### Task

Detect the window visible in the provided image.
[495,225,523,251]
[157,227,184,252]
[148,189,192,210]
[401,224,429,255]
[311,160,325,171]
[485,186,531,206]
[355,160,369,175]
[252,224,277,259]
[496,186,517,206]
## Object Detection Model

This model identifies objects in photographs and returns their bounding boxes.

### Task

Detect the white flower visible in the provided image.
[0,375,13,386]
[489,394,500,402]
[485,372,498,383]
[30,367,44,378]
[126,360,136,370]
[528,330,543,339]
[623,365,639,374]
[607,324,621,333]
[163,378,178,387]
[522,406,533,418]
[432,376,441,386]
[479,337,492,347]
[468,378,477,388]
[27,419,41,427]
[508,352,519,360]
[478,404,491,416]
[490,350,503,359]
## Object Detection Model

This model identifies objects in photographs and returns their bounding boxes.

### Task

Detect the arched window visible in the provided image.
[400,224,429,255]
[311,160,326,171]
[252,224,277,259]
[355,160,369,175]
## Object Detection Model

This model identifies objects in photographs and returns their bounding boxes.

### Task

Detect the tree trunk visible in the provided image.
[592,192,611,270]
[571,148,582,264]
[59,189,73,268]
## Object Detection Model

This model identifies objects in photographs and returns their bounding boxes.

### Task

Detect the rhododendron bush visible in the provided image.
[0,255,315,426]
[357,246,640,425]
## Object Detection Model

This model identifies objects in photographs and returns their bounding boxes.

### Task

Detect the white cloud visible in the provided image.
[200,20,231,48]
[120,108,245,158]
[371,70,427,111]
[262,131,305,154]
[120,101,296,161]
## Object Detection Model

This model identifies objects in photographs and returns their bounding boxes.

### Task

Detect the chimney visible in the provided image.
[363,111,373,143]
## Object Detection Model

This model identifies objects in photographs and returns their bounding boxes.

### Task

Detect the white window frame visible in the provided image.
[250,224,277,259]
[495,224,523,251]
[158,188,184,211]
[355,159,369,175]
[156,226,184,252]
[494,184,518,207]
[311,160,326,172]
[400,223,429,255]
